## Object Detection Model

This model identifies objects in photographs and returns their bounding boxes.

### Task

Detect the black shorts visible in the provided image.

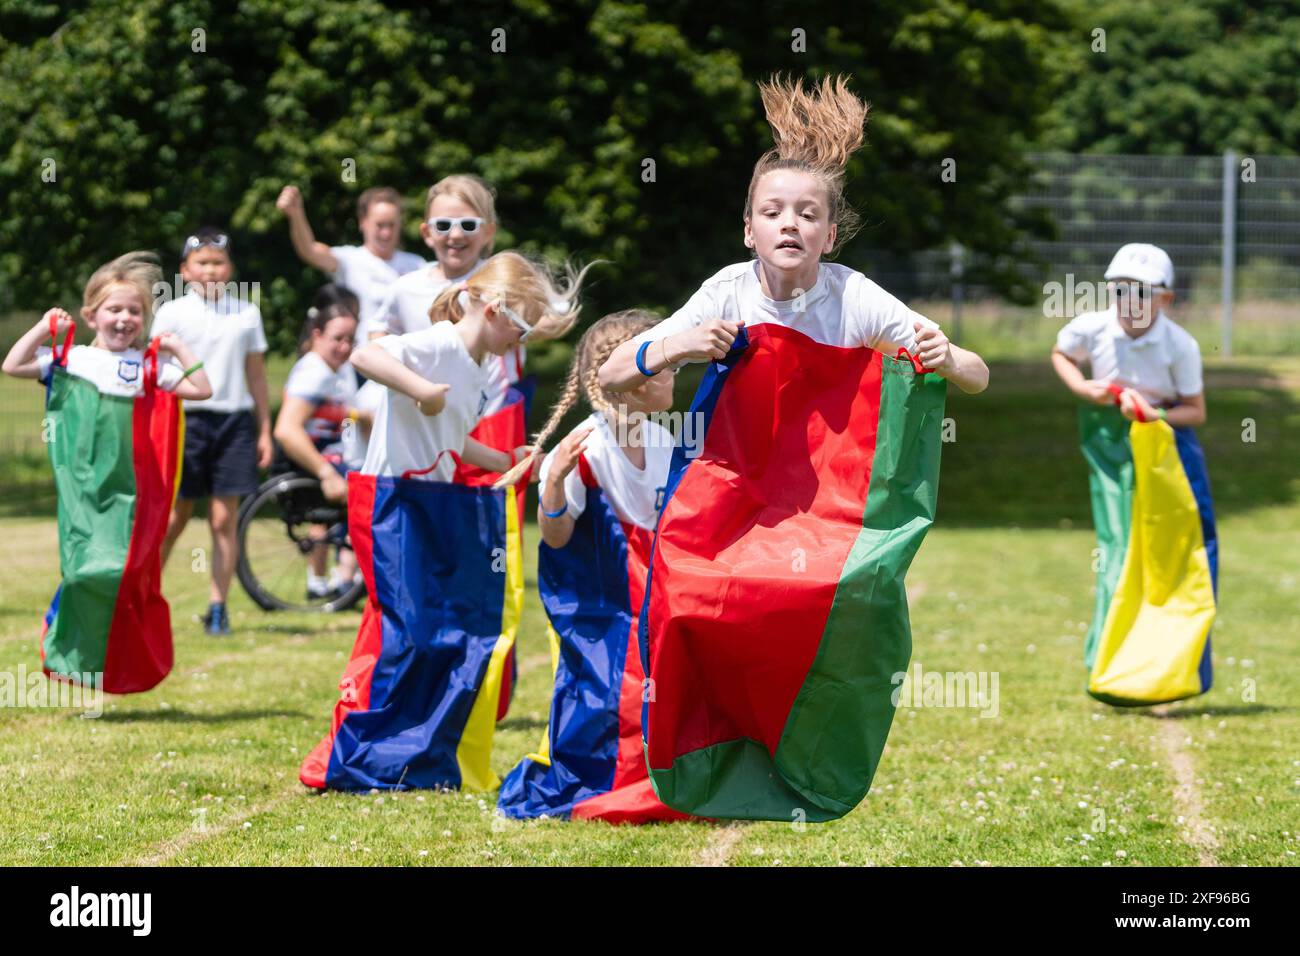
[179,410,260,500]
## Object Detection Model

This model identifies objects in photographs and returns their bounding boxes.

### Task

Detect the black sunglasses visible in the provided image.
[1112,281,1164,301]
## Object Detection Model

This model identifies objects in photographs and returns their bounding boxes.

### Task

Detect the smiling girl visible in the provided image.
[3,251,210,401]
[3,252,212,694]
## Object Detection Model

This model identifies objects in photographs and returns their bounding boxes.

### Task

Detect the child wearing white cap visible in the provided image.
[1051,243,1206,426]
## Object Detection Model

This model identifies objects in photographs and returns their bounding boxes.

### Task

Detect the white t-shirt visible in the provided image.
[1054,307,1203,405]
[373,261,523,414]
[283,351,361,466]
[330,245,427,345]
[360,321,491,482]
[538,413,674,531]
[37,345,184,396]
[630,260,940,357]
[151,290,268,412]
[375,260,483,336]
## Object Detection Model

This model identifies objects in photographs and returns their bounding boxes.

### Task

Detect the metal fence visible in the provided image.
[861,151,1300,357]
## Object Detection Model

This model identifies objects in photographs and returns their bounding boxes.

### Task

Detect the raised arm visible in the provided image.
[276,185,339,273]
[2,310,70,380]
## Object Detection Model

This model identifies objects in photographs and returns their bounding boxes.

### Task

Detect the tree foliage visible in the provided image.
[0,0,1074,343]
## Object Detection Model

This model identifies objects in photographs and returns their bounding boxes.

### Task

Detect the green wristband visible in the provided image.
[182,361,204,379]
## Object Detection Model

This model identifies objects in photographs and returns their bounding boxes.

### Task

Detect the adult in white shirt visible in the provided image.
[1052,243,1206,427]
[276,184,426,346]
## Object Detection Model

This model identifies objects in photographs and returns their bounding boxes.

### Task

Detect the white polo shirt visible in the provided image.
[37,345,184,396]
[330,245,427,345]
[151,290,268,412]
[360,321,490,482]
[630,260,939,357]
[1055,307,1203,405]
[539,412,674,531]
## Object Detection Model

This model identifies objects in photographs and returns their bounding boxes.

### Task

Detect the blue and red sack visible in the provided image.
[498,455,690,823]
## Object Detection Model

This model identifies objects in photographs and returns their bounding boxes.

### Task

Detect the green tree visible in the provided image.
[1041,1,1300,155]
[1,0,1073,340]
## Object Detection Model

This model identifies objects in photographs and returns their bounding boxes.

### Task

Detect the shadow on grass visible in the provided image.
[938,358,1300,527]
[96,707,309,724]
[496,715,548,733]
[1141,703,1285,719]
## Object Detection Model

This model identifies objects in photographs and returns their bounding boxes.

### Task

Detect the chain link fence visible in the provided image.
[863,152,1300,359]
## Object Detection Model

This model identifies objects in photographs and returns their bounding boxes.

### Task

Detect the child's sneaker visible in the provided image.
[202,602,231,636]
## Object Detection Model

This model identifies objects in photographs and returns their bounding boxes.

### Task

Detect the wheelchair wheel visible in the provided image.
[235,473,367,613]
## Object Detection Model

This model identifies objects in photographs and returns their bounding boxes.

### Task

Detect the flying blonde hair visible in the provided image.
[425,174,499,256]
[81,251,164,346]
[427,250,592,346]
[745,74,870,255]
[494,309,660,488]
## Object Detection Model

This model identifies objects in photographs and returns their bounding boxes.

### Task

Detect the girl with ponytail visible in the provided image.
[593,75,990,822]
[497,311,689,823]
[300,250,591,793]
[600,74,988,391]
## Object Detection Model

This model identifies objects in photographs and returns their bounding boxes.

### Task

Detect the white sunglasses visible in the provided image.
[428,216,486,235]
[494,299,535,343]
[460,289,535,343]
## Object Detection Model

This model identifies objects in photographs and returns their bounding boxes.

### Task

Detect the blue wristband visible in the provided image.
[635,340,657,377]
[541,503,568,520]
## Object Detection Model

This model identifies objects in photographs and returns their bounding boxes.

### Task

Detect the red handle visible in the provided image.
[400,449,456,480]
[895,347,936,375]
[143,336,161,396]
[48,313,74,367]
[1106,383,1148,423]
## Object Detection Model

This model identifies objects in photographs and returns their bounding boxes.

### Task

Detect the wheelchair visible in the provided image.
[234,457,367,613]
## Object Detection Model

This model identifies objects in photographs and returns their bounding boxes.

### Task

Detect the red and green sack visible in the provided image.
[40,331,183,694]
[639,324,946,822]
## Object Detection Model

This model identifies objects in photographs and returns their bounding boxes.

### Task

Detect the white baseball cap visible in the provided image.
[1104,243,1174,288]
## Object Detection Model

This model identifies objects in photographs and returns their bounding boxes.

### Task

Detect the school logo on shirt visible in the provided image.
[116,359,141,385]
[655,486,667,514]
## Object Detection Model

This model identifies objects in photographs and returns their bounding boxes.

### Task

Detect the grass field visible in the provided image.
[0,352,1297,866]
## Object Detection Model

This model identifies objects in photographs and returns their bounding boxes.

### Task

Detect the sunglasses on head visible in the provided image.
[428,216,486,235]
[182,233,229,257]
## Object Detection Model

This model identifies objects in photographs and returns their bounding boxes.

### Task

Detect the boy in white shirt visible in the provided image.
[276,185,426,346]
[1052,243,1207,427]
[153,228,274,636]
